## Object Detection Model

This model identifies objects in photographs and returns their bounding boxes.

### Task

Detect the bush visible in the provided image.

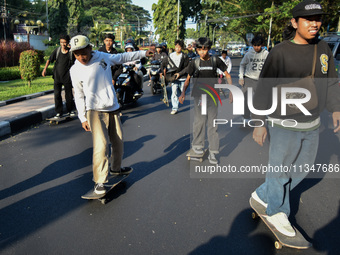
[0,67,21,81]
[19,50,41,86]
[0,40,32,68]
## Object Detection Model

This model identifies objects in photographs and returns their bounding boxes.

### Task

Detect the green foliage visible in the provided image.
[0,76,54,101]
[0,41,32,68]
[19,50,41,87]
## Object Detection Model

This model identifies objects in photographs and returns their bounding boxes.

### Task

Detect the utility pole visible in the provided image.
[46,0,49,31]
[1,0,7,40]
[267,1,274,49]
[177,0,180,39]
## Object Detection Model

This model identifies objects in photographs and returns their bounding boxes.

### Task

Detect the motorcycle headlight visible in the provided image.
[122,77,130,86]
[151,70,158,75]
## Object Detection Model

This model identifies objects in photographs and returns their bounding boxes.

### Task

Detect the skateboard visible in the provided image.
[160,76,169,107]
[47,115,75,125]
[249,197,311,250]
[81,174,130,204]
[186,148,207,162]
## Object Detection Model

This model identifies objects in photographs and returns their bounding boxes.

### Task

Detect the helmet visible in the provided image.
[155,44,162,48]
[125,43,135,51]
[160,42,167,48]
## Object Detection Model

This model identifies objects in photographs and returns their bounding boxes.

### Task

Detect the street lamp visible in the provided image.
[14,19,20,33]
[36,20,42,34]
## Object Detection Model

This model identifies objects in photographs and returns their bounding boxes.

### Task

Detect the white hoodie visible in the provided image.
[239,47,269,80]
[70,50,146,123]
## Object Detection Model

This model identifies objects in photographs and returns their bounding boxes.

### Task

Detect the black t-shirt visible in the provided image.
[49,48,73,84]
[187,57,227,97]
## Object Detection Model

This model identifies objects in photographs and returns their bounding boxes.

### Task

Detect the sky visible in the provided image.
[131,0,196,31]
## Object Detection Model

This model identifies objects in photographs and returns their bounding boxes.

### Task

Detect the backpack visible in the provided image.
[55,46,73,65]
[193,55,217,78]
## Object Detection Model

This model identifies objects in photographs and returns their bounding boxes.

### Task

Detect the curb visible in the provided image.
[0,104,59,138]
[0,89,54,107]
[0,74,150,138]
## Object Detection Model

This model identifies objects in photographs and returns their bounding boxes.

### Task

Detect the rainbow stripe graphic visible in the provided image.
[199,84,222,106]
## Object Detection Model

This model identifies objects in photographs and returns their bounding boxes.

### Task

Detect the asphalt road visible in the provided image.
[0,57,340,255]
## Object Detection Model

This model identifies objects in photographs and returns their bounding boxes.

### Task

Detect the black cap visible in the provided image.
[292,0,326,18]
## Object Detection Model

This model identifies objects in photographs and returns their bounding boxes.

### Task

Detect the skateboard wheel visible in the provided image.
[199,158,203,163]
[100,199,106,205]
[188,157,191,161]
[274,241,282,250]
[251,212,258,220]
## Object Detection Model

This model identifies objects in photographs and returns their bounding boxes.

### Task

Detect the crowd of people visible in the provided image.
[40,0,340,241]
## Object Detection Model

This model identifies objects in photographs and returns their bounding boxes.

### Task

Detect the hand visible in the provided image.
[42,69,46,77]
[239,79,244,86]
[82,121,91,132]
[179,94,185,104]
[253,127,267,146]
[174,73,180,80]
[145,50,154,58]
[333,112,340,133]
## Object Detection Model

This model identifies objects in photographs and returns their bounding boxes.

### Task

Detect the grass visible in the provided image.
[0,76,54,101]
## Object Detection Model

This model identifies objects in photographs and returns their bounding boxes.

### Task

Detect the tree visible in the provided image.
[89,20,112,47]
[19,50,40,87]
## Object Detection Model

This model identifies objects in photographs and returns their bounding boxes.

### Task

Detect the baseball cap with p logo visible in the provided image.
[70,35,90,52]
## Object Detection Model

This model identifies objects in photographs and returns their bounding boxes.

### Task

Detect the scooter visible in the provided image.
[115,63,143,106]
[149,60,162,95]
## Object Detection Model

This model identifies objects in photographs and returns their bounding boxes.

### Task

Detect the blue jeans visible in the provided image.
[171,80,185,111]
[256,125,319,216]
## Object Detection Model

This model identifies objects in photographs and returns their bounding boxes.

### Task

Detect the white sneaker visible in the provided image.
[252,191,268,208]
[170,110,177,115]
[266,212,296,237]
[208,152,218,164]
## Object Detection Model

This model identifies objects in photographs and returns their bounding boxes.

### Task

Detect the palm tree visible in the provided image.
[89,20,112,47]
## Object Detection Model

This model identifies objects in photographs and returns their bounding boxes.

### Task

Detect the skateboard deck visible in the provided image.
[81,174,130,204]
[186,148,206,162]
[249,197,311,250]
[47,115,75,125]
[161,76,169,107]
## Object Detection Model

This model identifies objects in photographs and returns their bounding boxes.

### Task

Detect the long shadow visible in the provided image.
[123,135,156,159]
[188,209,275,255]
[126,134,191,185]
[0,175,92,252]
[0,148,92,201]
[289,112,340,237]
[313,201,340,255]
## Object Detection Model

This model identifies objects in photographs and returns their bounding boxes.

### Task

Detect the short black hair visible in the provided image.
[222,50,228,55]
[195,37,212,49]
[60,34,70,43]
[251,36,265,46]
[103,33,115,41]
[175,39,184,48]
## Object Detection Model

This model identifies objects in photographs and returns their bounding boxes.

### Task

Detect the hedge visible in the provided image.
[0,65,54,81]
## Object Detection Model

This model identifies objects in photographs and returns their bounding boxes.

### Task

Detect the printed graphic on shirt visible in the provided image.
[199,67,214,71]
[100,59,108,70]
[250,58,265,72]
[320,54,328,74]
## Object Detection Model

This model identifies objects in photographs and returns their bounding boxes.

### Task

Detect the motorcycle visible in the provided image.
[149,60,162,95]
[115,63,143,106]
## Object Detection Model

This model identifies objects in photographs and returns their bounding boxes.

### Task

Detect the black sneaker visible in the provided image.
[94,183,106,195]
[110,167,133,176]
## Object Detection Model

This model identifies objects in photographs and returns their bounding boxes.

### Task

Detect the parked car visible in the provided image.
[323,34,340,78]
[208,48,221,57]
[240,46,251,57]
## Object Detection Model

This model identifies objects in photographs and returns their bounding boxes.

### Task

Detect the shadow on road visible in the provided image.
[188,209,275,255]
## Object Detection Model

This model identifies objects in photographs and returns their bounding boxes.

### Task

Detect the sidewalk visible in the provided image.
[0,92,61,137]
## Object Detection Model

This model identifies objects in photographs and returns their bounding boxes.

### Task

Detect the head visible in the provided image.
[221,50,228,58]
[160,42,167,53]
[251,36,265,53]
[59,34,70,50]
[103,34,115,49]
[70,35,92,65]
[174,40,184,54]
[284,0,325,43]
[195,37,212,60]
[125,43,134,52]
[155,44,162,53]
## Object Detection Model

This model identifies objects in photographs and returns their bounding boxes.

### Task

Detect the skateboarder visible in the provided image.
[238,35,268,124]
[251,0,340,237]
[42,34,76,119]
[161,40,189,115]
[69,35,153,195]
[177,37,233,164]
